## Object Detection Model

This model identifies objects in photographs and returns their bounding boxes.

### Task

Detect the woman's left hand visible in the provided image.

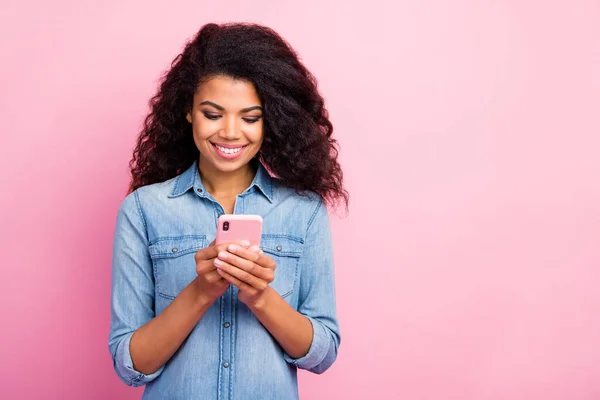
[214,242,277,308]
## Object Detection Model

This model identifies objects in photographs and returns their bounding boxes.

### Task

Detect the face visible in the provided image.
[186,76,264,175]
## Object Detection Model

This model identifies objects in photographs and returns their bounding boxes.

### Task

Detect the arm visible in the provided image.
[281,199,341,373]
[248,287,314,359]
[128,282,213,376]
[108,192,228,386]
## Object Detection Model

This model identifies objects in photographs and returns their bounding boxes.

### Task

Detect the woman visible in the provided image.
[109,22,348,400]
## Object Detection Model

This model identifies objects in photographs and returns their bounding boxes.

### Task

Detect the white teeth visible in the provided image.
[215,144,244,154]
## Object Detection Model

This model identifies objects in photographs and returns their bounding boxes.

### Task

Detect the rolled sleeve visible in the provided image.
[284,315,337,373]
[284,199,341,374]
[108,191,163,386]
[113,332,165,387]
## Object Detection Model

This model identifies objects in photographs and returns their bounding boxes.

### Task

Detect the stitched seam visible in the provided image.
[229,291,236,400]
[218,296,224,399]
[288,256,300,298]
[262,248,301,257]
[261,233,304,243]
[156,292,176,301]
[149,247,202,259]
[290,197,324,303]
[149,235,206,246]
[298,197,323,259]
[306,198,323,233]
[133,190,147,232]
[151,258,162,295]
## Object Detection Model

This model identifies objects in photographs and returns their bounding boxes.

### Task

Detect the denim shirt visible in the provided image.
[108,161,340,400]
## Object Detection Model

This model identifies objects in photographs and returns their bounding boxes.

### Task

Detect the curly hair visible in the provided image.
[129,22,348,209]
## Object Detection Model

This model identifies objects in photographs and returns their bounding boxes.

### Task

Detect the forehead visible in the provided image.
[195,76,261,107]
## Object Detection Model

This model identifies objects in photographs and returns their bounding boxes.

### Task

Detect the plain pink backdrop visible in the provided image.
[1,1,599,399]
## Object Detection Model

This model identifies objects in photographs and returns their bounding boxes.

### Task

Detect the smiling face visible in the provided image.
[186,75,264,176]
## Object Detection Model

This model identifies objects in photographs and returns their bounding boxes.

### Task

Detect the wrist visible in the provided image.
[190,278,214,313]
[247,286,277,313]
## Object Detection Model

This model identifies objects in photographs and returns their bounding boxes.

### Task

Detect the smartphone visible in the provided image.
[215,214,263,247]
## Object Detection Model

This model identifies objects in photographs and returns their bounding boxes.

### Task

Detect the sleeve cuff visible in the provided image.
[283,316,330,371]
[115,333,164,387]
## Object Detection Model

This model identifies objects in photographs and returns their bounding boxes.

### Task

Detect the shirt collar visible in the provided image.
[169,159,274,203]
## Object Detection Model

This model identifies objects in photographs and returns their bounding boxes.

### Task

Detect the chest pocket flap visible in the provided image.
[149,235,206,299]
[261,235,303,298]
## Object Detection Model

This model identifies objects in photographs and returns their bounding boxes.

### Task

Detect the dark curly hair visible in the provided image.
[129,22,348,209]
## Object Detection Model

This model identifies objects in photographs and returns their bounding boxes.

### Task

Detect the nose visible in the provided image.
[220,117,241,140]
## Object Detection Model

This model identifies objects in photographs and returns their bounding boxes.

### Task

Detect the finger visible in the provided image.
[205,269,225,283]
[217,250,274,282]
[195,243,232,262]
[198,259,226,276]
[247,245,261,254]
[227,244,276,270]
[216,268,257,295]
[214,259,269,291]
[196,252,231,274]
[195,246,218,262]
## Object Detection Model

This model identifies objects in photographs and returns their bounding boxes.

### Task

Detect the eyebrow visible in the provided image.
[199,101,263,113]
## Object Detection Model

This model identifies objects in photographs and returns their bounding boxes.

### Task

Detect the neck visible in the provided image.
[198,158,257,198]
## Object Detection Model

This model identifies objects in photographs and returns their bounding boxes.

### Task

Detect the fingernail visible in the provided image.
[214,259,223,267]
[218,251,228,260]
[249,245,260,253]
[239,240,250,248]
[227,244,237,253]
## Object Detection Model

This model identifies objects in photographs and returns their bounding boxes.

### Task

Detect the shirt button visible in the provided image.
[171,248,178,253]
[196,188,203,193]
[224,322,230,328]
[276,246,282,251]
[223,362,230,368]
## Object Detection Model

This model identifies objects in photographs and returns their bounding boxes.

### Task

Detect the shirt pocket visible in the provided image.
[148,235,206,300]
[261,235,303,298]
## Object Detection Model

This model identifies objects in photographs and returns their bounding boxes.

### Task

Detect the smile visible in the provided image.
[213,144,246,154]
[211,143,249,160]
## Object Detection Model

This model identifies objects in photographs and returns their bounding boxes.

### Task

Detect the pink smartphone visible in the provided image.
[215,214,263,247]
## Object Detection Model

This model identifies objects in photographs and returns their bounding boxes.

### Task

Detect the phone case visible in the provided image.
[215,214,263,246]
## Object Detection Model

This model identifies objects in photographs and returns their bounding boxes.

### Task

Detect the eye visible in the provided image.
[243,116,262,124]
[203,112,221,120]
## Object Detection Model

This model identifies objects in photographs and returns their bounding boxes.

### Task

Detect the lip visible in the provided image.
[210,142,248,160]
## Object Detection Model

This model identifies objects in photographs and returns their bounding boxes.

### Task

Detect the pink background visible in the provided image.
[1,1,599,399]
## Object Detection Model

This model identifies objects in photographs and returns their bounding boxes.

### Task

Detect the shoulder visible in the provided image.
[270,181,328,231]
[135,176,179,201]
[118,175,181,218]
[272,180,323,209]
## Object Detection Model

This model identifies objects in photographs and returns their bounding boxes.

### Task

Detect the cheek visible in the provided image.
[192,119,216,140]
[249,123,265,143]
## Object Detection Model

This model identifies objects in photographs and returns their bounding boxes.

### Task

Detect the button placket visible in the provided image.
[218,276,234,399]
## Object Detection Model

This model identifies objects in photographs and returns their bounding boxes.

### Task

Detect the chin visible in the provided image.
[207,156,253,172]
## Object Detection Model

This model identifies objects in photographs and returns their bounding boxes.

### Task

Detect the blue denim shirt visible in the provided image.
[108,161,340,400]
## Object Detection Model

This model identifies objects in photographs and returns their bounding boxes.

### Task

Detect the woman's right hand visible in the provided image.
[193,241,231,305]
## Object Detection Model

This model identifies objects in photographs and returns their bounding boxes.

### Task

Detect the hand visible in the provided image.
[213,242,277,308]
[193,241,231,305]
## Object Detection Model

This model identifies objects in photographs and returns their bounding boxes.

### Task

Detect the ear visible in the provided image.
[186,112,192,123]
